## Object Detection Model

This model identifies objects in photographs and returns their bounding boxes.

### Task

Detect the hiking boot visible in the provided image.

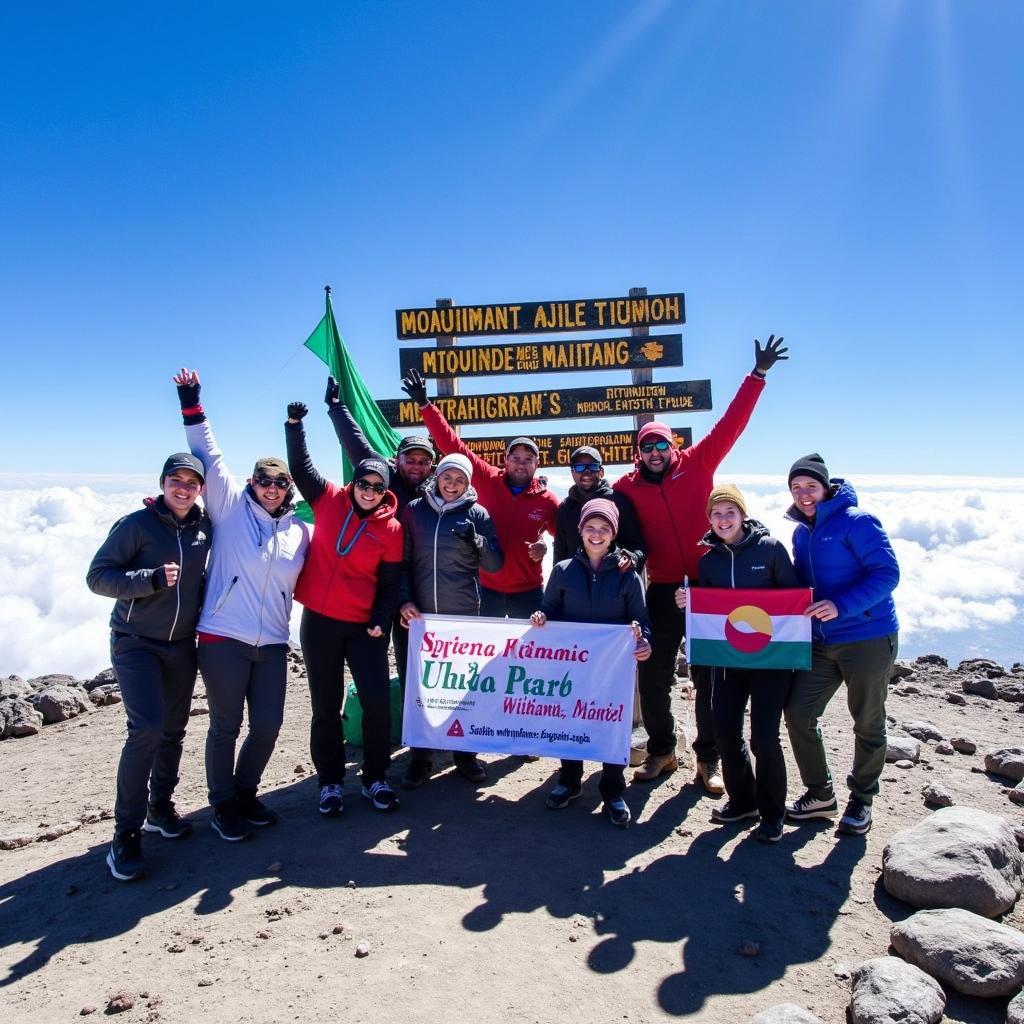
[319,783,344,817]
[106,829,144,882]
[210,799,253,842]
[401,759,433,790]
[710,801,759,824]
[604,798,631,828]
[361,780,400,812]
[837,797,872,836]
[785,790,839,822]
[631,753,678,782]
[143,799,192,839]
[545,782,583,810]
[236,787,278,827]
[754,817,785,843]
[695,761,725,795]
[453,755,487,784]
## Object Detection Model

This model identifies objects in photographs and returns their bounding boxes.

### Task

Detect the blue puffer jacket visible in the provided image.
[786,479,899,645]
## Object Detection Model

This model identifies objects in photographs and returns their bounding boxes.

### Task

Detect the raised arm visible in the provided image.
[324,375,376,465]
[284,403,328,505]
[402,370,500,485]
[173,368,241,522]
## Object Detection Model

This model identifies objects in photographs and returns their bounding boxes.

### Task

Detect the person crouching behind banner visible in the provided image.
[173,369,310,842]
[675,484,801,843]
[530,498,651,827]
[398,453,504,788]
[285,401,404,816]
[782,454,899,837]
[87,452,210,882]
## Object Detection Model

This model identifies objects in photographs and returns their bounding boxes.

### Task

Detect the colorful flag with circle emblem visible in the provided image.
[685,587,813,670]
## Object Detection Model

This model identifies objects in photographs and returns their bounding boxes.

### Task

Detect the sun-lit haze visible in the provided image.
[3,472,1020,680]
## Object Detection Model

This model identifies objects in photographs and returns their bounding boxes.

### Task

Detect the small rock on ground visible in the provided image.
[921,783,953,808]
[748,1005,824,1024]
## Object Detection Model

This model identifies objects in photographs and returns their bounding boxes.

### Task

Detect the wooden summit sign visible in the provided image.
[463,427,693,469]
[395,293,685,340]
[379,379,711,427]
[399,334,683,378]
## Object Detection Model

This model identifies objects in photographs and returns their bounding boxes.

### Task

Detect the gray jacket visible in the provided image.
[87,497,211,642]
[400,484,503,615]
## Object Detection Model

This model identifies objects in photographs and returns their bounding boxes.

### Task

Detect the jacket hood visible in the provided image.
[424,482,479,515]
[344,483,399,521]
[566,478,614,506]
[571,547,625,575]
[700,518,771,549]
[785,479,855,528]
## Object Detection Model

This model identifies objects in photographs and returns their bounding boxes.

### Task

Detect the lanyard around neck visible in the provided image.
[335,506,370,557]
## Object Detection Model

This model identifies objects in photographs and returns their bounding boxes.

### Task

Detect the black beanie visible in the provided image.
[355,455,390,489]
[788,453,830,489]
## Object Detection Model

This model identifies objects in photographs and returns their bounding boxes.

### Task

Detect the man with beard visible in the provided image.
[553,445,645,573]
[614,336,789,794]
[400,369,558,620]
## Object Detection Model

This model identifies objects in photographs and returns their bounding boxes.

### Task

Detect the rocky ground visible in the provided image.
[1,652,1023,1024]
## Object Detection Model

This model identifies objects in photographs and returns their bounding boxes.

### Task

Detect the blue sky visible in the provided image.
[3,1,1021,477]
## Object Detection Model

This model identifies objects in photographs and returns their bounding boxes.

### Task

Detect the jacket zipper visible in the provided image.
[728,546,736,588]
[169,528,184,641]
[431,511,443,613]
[658,487,688,580]
[212,576,239,615]
[125,598,135,622]
[254,522,278,648]
[806,526,822,642]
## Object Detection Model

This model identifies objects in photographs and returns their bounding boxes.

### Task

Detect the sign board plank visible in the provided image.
[461,427,692,469]
[396,293,685,340]
[379,379,712,427]
[399,334,682,379]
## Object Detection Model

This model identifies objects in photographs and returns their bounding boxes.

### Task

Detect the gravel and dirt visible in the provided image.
[1,654,1022,1023]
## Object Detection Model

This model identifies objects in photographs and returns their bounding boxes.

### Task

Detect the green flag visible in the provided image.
[304,289,402,481]
[294,290,402,524]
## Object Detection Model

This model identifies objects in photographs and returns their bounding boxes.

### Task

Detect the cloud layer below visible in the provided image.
[1,474,1020,679]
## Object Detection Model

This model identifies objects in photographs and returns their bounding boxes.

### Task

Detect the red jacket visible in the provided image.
[613,373,766,584]
[421,404,559,594]
[294,483,404,623]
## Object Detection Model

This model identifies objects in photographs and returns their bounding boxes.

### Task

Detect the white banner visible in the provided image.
[402,614,637,763]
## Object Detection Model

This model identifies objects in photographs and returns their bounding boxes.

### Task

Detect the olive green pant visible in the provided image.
[784,633,897,806]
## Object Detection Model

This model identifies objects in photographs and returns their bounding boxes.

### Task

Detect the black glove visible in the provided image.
[287,401,308,421]
[152,566,169,590]
[324,376,340,406]
[754,335,788,375]
[454,520,478,545]
[176,377,201,410]
[400,369,429,407]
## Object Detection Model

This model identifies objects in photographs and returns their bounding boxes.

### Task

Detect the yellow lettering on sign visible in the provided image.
[509,306,522,331]
[401,311,418,336]
[664,295,680,320]
[573,301,585,326]
[593,300,608,326]
[533,305,550,329]
[550,392,561,415]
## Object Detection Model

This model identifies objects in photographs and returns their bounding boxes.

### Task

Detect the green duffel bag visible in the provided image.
[342,674,404,746]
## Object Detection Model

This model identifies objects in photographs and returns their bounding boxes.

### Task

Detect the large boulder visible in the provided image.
[890,908,1024,997]
[85,667,117,692]
[1007,989,1024,1024]
[0,676,33,701]
[849,956,944,1024]
[985,748,1024,782]
[882,806,1023,917]
[901,720,944,742]
[886,736,921,763]
[748,1006,823,1024]
[26,673,78,691]
[0,698,43,737]
[957,658,1005,676]
[34,685,91,724]
[996,680,1024,703]
[962,676,998,698]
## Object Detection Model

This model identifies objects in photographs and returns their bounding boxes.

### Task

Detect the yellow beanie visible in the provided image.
[706,483,748,519]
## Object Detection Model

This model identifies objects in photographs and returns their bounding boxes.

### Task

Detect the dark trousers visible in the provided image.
[638,582,717,763]
[393,612,409,690]
[111,632,197,832]
[785,633,897,806]
[480,586,544,620]
[558,760,626,802]
[711,667,793,822]
[198,639,288,807]
[300,608,391,787]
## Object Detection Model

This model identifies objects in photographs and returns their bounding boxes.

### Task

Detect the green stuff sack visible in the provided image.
[342,675,403,746]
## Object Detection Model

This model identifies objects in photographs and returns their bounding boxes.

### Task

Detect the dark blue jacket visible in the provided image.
[786,479,899,645]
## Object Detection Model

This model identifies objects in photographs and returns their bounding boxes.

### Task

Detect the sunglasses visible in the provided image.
[572,462,602,474]
[255,475,290,489]
[355,478,386,495]
[639,440,672,453]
